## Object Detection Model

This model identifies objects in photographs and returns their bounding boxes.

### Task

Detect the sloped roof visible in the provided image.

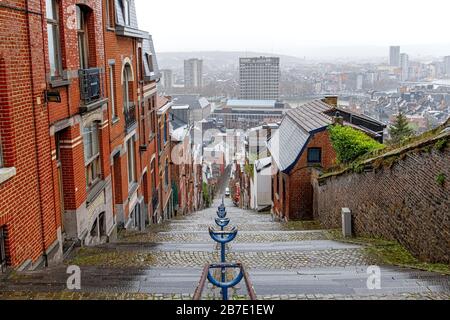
[268,100,333,172]
[142,35,161,81]
[227,100,277,108]
[255,157,272,172]
[171,95,210,110]
[115,0,139,29]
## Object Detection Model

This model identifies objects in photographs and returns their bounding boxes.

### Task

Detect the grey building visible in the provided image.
[211,99,289,129]
[184,59,203,89]
[160,69,173,90]
[445,56,450,77]
[389,46,401,67]
[400,53,409,81]
[171,94,211,124]
[239,57,280,100]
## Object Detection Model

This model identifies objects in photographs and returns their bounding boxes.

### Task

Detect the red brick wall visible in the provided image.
[0,0,59,267]
[272,130,336,221]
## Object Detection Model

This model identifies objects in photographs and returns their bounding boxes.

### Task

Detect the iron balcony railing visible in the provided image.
[124,102,137,131]
[79,68,103,105]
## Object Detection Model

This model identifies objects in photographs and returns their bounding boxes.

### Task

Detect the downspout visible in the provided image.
[39,0,59,254]
[25,0,48,267]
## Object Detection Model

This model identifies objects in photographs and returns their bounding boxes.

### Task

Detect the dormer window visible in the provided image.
[122,0,131,26]
[146,53,154,73]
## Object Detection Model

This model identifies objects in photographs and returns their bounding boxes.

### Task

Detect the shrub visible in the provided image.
[434,139,447,152]
[328,125,385,164]
[436,173,446,187]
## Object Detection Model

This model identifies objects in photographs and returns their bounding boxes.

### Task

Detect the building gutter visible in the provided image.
[26,0,47,267]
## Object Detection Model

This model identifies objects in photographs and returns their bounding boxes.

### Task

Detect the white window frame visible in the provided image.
[46,0,62,78]
[83,123,101,189]
[109,63,117,120]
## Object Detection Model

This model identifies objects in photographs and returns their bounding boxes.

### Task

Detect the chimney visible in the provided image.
[322,95,338,108]
[333,111,344,125]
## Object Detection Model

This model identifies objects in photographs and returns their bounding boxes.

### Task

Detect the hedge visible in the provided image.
[328,125,384,164]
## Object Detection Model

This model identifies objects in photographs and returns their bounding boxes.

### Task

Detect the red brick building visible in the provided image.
[0,0,64,271]
[170,121,194,216]
[0,0,163,271]
[102,0,160,231]
[156,96,173,221]
[269,99,385,221]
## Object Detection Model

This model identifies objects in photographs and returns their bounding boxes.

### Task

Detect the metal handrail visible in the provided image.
[193,263,257,300]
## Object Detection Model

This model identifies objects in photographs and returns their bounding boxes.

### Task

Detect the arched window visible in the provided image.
[123,63,133,109]
[83,122,101,189]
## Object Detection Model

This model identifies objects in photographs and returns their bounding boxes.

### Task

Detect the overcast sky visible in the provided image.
[135,0,450,57]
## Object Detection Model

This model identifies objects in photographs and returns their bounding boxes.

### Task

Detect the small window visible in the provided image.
[307,148,322,163]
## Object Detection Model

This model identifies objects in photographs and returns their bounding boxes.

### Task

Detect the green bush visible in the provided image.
[329,125,385,164]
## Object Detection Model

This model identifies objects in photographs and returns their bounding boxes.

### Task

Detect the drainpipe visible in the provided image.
[39,0,60,257]
[25,0,48,267]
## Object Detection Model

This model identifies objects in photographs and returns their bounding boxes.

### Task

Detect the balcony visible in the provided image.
[124,102,137,132]
[79,68,107,113]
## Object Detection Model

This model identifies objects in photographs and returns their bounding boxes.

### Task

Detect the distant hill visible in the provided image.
[156,51,307,71]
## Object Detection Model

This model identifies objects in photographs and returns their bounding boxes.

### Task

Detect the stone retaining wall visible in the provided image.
[313,131,450,263]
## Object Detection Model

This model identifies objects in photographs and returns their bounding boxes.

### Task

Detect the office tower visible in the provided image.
[184,59,203,89]
[160,69,173,89]
[239,56,280,100]
[445,56,450,77]
[389,46,401,67]
[400,53,409,81]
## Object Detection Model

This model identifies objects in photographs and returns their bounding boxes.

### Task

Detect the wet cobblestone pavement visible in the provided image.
[0,197,449,300]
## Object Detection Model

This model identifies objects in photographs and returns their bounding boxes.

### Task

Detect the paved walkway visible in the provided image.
[0,197,449,300]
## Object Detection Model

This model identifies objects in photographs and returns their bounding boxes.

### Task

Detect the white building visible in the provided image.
[250,157,272,211]
[160,69,173,90]
[389,46,401,67]
[444,56,450,77]
[184,59,203,89]
[239,57,280,100]
[400,53,409,81]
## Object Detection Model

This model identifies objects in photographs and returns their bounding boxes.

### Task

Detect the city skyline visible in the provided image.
[136,0,450,58]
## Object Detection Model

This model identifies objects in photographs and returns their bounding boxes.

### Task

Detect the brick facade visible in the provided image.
[0,0,165,270]
[272,130,336,221]
[313,132,450,263]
